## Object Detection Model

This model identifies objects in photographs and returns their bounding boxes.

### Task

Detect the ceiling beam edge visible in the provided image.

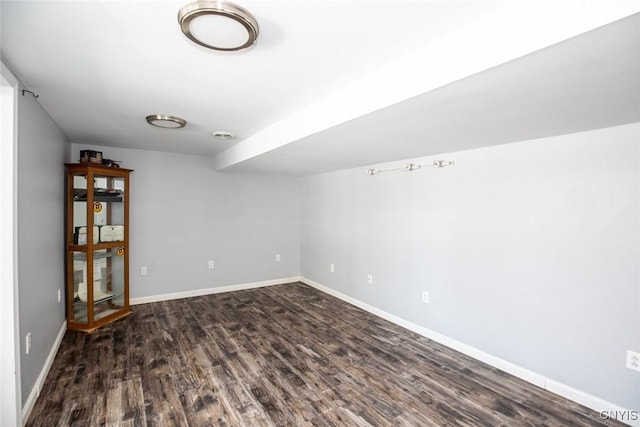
[211,1,640,172]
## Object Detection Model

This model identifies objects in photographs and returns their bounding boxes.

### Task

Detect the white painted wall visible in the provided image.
[301,123,640,411]
[70,144,301,299]
[1,60,21,427]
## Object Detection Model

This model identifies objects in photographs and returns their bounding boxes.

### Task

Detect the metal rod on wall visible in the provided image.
[365,160,454,176]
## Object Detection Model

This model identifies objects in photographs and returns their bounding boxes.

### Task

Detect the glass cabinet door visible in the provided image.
[70,247,126,324]
[71,173,126,245]
[66,163,131,332]
[71,173,89,244]
[92,175,125,242]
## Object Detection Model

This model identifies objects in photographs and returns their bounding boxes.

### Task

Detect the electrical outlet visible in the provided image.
[140,266,148,276]
[422,291,429,303]
[367,274,373,284]
[25,332,31,355]
[208,260,214,269]
[276,254,281,262]
[627,350,640,372]
[330,263,335,273]
[57,288,61,303]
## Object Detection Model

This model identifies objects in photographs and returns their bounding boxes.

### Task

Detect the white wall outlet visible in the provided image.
[25,332,31,355]
[276,254,281,262]
[330,263,335,273]
[627,350,640,372]
[367,274,373,284]
[140,266,148,276]
[422,291,429,303]
[208,260,215,269]
[57,288,61,303]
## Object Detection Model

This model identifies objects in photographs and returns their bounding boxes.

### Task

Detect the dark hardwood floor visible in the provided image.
[27,282,622,426]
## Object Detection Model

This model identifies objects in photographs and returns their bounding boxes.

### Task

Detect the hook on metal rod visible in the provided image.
[22,89,39,99]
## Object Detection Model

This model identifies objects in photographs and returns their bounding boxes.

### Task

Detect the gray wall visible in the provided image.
[301,122,640,410]
[18,110,638,413]
[17,90,69,404]
[70,144,301,298]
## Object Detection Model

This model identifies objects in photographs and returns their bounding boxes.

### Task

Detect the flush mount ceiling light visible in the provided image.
[211,130,235,140]
[178,1,259,51]
[145,114,187,129]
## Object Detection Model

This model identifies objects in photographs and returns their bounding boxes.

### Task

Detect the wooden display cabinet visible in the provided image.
[65,163,133,332]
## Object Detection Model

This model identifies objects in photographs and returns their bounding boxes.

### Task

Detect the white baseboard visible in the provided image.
[300,277,639,427]
[130,276,302,306]
[22,320,66,425]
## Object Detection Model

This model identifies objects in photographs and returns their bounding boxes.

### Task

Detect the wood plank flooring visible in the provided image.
[27,282,623,426]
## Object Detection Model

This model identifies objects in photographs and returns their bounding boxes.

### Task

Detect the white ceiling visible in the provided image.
[2,1,639,176]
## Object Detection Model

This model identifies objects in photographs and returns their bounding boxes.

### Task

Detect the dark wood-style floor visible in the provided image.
[27,282,621,426]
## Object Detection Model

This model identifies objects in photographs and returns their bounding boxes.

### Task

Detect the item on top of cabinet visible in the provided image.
[101,158,121,168]
[79,150,103,164]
